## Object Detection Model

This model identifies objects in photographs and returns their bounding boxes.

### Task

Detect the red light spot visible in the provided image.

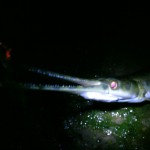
[5,49,12,60]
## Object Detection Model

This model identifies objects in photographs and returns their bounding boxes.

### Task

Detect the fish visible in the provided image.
[23,67,150,103]
[0,43,149,103]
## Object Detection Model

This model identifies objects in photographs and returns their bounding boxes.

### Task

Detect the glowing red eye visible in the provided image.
[5,49,12,60]
[110,81,117,89]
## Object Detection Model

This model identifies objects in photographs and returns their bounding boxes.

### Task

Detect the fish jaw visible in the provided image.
[79,92,121,102]
[24,83,122,102]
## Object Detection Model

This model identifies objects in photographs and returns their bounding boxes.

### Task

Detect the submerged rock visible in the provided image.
[63,101,150,150]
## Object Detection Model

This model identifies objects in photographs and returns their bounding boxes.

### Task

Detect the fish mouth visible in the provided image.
[24,83,107,92]
[24,83,122,101]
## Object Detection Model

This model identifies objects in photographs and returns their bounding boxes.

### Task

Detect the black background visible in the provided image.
[1,4,150,72]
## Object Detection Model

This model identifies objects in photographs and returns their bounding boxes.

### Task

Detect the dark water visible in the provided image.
[1,5,150,149]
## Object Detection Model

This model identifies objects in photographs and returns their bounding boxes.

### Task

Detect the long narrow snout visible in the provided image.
[23,67,144,103]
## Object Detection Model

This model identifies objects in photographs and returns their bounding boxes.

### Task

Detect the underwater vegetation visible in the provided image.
[62,100,150,150]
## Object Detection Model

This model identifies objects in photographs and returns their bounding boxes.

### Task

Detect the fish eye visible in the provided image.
[110,81,118,89]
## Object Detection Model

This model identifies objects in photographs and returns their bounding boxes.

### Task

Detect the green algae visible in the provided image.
[63,101,150,150]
